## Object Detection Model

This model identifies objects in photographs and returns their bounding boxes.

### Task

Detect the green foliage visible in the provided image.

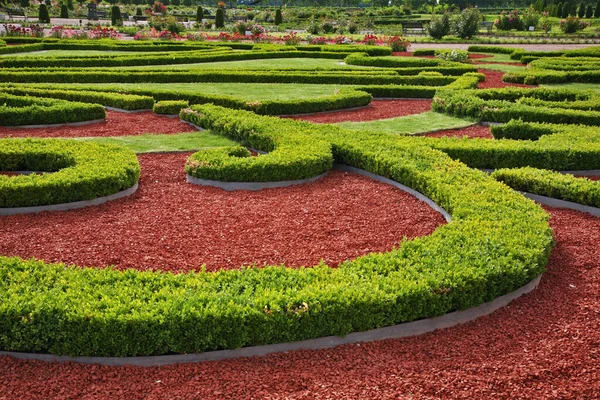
[467,45,521,54]
[111,5,123,26]
[0,104,553,357]
[493,167,600,208]
[595,0,600,18]
[578,1,586,17]
[60,5,69,18]
[435,49,469,63]
[215,8,225,29]
[562,1,570,17]
[38,4,50,23]
[0,139,139,207]
[196,6,203,23]
[275,8,282,25]
[427,13,450,39]
[153,99,189,115]
[452,8,482,39]
[586,4,594,18]
[0,92,105,126]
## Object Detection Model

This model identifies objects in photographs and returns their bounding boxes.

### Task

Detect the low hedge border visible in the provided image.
[492,167,600,209]
[344,53,460,68]
[504,56,600,84]
[0,93,106,127]
[153,100,190,115]
[0,87,154,111]
[467,45,522,55]
[432,87,600,126]
[0,104,553,357]
[0,138,140,208]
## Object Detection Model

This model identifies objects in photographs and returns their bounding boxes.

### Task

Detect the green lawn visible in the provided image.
[472,53,516,63]
[476,63,528,73]
[115,58,377,70]
[0,50,159,58]
[542,83,600,92]
[41,82,348,101]
[336,111,475,135]
[81,131,236,153]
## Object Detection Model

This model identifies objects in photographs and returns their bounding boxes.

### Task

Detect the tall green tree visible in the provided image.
[586,4,594,16]
[595,0,600,17]
[60,4,68,18]
[215,7,224,28]
[562,1,570,17]
[275,8,282,25]
[578,1,586,16]
[196,5,203,23]
[111,5,122,25]
[38,3,50,23]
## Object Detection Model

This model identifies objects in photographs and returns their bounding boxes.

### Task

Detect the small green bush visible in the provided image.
[153,100,189,115]
[38,4,50,23]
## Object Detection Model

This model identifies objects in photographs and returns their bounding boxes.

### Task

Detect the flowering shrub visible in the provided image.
[282,31,301,45]
[521,6,541,29]
[559,16,589,33]
[89,26,121,39]
[310,36,328,45]
[50,25,120,40]
[539,13,553,33]
[250,23,265,36]
[334,35,353,45]
[186,32,207,41]
[387,35,410,52]
[152,1,167,15]
[234,21,249,35]
[361,34,382,46]
[495,10,524,31]
[435,49,469,62]
[158,30,181,41]
[134,28,160,40]
[1,24,44,38]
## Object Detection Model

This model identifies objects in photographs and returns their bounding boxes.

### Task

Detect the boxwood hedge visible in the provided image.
[0,104,554,357]
[0,139,140,208]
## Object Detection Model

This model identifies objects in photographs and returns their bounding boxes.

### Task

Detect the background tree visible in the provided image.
[586,4,593,16]
[60,4,68,17]
[561,1,570,17]
[111,5,122,25]
[274,8,282,25]
[578,1,586,16]
[595,0,600,17]
[196,6,203,23]
[183,0,191,6]
[38,3,50,23]
[215,7,224,28]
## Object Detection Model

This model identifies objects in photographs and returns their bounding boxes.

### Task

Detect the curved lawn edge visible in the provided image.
[0,182,138,216]
[0,275,541,367]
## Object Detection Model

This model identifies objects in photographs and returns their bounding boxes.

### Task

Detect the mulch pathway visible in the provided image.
[0,152,445,273]
[1,205,598,399]
[287,99,432,124]
[424,124,493,139]
[0,110,195,138]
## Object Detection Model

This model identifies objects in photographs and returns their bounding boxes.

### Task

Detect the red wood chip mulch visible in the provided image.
[287,99,432,124]
[1,205,598,399]
[0,110,196,138]
[0,152,445,273]
[478,68,530,89]
[424,124,493,139]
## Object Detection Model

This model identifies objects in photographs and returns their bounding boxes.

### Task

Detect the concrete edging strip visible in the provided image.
[104,106,153,114]
[0,275,541,366]
[0,183,138,216]
[186,172,329,191]
[2,118,105,129]
[521,191,600,217]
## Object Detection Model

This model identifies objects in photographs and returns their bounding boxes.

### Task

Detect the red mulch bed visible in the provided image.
[478,68,530,89]
[473,61,524,66]
[391,51,412,57]
[468,53,493,59]
[1,205,599,399]
[424,124,493,139]
[0,152,445,273]
[579,175,600,181]
[0,110,196,138]
[287,99,432,124]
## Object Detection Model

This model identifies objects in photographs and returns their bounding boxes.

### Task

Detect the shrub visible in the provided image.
[321,20,335,34]
[453,8,482,39]
[275,8,282,25]
[586,4,594,18]
[348,21,359,34]
[387,36,410,52]
[153,100,189,115]
[435,49,469,63]
[38,4,50,23]
[111,5,123,26]
[495,10,524,31]
[559,16,589,33]
[428,13,450,39]
[60,4,69,18]
[522,6,542,28]
[196,6,203,23]
[562,2,570,17]
[595,0,600,17]
[215,8,225,29]
[578,1,586,17]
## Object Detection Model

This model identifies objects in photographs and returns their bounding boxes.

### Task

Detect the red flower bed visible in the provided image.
[0,152,445,273]
[287,99,432,124]
[424,124,493,139]
[0,111,195,138]
[478,68,529,89]
[2,206,599,398]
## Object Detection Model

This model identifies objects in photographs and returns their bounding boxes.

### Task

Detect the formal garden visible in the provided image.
[0,1,599,397]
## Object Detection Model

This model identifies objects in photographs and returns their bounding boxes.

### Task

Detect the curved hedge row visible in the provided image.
[432,87,600,126]
[504,56,600,84]
[183,107,333,182]
[0,104,554,357]
[0,92,106,126]
[344,53,475,70]
[0,139,140,208]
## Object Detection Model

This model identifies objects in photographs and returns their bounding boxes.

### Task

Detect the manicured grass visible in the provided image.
[472,53,515,63]
[542,83,600,92]
[0,50,159,57]
[476,63,528,73]
[81,131,236,153]
[336,111,475,135]
[115,58,377,70]
[41,82,347,101]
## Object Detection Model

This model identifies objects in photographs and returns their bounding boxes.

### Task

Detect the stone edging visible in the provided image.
[187,172,329,191]
[104,106,153,113]
[0,183,138,216]
[0,275,541,366]
[521,192,600,217]
[1,118,105,129]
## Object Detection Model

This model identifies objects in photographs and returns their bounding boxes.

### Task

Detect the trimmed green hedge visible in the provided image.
[492,167,600,207]
[504,56,600,84]
[0,104,553,357]
[0,39,6,47]
[467,45,522,54]
[432,87,600,126]
[0,93,106,126]
[0,86,154,111]
[183,106,333,182]
[153,100,189,115]
[345,53,455,68]
[0,139,140,208]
